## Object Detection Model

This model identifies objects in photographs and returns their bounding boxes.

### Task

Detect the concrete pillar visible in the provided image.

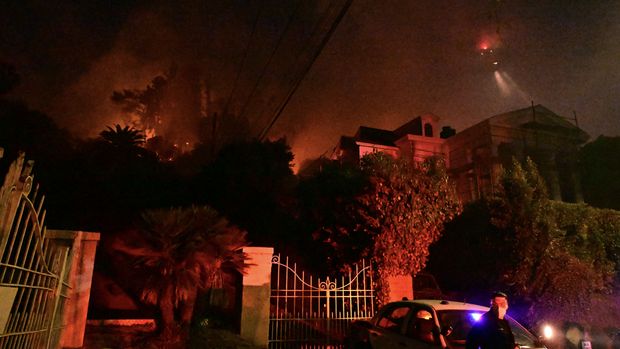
[387,275,413,302]
[47,230,100,349]
[240,247,274,348]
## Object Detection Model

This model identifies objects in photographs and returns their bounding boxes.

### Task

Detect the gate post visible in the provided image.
[240,246,274,347]
[387,275,413,302]
[47,230,100,348]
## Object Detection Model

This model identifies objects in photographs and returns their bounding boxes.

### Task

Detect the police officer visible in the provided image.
[466,292,519,349]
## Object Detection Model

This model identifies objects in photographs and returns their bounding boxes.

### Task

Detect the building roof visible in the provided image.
[354,126,397,146]
[336,105,588,159]
[393,117,423,138]
[488,104,589,142]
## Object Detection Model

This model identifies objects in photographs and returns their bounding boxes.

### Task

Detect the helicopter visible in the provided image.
[479,44,500,70]
[479,0,504,70]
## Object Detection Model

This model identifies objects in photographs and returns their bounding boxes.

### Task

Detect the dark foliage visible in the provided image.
[297,160,371,273]
[299,153,460,303]
[111,72,172,133]
[579,136,620,210]
[428,158,618,326]
[108,206,248,340]
[0,100,73,163]
[427,201,504,305]
[60,132,173,231]
[0,99,77,229]
[552,202,620,283]
[100,124,146,148]
[195,138,298,247]
[359,153,460,304]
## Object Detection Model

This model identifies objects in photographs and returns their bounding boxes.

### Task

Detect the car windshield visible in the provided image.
[437,310,541,349]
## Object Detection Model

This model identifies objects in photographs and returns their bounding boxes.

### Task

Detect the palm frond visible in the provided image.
[120,205,249,317]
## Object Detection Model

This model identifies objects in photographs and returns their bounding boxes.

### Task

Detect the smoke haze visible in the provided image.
[2,0,619,167]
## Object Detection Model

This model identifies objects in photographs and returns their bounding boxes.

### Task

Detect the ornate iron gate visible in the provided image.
[0,153,71,349]
[269,254,376,348]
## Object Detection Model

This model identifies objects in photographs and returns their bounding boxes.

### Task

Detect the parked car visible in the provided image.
[346,299,546,349]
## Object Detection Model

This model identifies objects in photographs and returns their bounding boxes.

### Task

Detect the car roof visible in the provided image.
[395,299,490,312]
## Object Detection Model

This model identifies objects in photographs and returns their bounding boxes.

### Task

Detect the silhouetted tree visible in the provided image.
[297,160,370,272]
[427,200,501,298]
[196,138,297,247]
[109,206,247,341]
[0,101,74,167]
[100,124,145,148]
[60,125,165,231]
[0,64,78,229]
[111,69,174,134]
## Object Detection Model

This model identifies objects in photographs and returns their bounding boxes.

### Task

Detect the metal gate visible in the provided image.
[0,153,71,349]
[269,254,376,348]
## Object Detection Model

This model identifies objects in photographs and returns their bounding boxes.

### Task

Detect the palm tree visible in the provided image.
[100,124,145,149]
[110,205,248,338]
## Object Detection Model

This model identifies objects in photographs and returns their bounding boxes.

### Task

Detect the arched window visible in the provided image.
[424,123,433,137]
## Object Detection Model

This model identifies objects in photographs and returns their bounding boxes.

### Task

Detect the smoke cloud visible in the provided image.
[2,0,619,165]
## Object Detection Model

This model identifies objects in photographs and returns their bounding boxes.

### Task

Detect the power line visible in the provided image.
[251,0,338,130]
[238,0,303,121]
[221,2,265,119]
[259,0,354,141]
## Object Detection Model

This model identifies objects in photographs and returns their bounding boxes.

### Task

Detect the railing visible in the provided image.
[0,152,71,349]
[269,254,376,348]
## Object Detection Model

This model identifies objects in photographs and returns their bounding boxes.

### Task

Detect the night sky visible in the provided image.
[2,0,619,168]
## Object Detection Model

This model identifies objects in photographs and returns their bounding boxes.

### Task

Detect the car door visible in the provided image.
[368,303,414,348]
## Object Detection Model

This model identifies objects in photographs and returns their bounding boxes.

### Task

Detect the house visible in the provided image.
[331,105,589,203]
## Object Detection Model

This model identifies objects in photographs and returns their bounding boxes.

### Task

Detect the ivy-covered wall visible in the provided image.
[552,202,620,280]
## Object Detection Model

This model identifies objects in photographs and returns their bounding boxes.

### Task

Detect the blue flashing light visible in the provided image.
[470,313,483,322]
